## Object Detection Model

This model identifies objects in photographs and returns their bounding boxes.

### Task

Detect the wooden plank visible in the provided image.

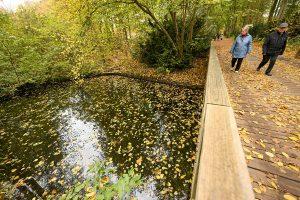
[205,46,231,106]
[247,159,300,182]
[195,104,254,200]
[248,168,300,197]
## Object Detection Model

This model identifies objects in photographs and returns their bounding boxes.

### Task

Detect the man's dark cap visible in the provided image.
[279,22,288,28]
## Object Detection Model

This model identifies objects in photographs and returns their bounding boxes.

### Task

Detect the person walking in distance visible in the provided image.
[257,23,288,76]
[230,25,253,73]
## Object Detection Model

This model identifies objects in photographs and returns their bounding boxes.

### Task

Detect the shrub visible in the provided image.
[138,18,211,70]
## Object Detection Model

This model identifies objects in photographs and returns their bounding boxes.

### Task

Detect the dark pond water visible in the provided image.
[0,76,203,199]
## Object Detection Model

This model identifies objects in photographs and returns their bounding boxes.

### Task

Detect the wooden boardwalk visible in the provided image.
[214,39,300,200]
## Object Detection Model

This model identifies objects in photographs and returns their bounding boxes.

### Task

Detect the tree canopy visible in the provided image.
[0,0,299,96]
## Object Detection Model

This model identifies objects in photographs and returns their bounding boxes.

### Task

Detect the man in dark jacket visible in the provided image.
[256,23,288,76]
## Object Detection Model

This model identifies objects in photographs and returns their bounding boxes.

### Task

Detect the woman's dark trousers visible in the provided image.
[257,54,278,74]
[231,58,244,71]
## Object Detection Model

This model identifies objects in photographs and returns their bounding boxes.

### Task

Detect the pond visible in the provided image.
[0,76,203,199]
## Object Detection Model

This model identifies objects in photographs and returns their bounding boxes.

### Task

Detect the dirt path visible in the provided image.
[214,39,300,200]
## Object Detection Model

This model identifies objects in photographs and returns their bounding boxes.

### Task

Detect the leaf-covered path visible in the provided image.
[214,39,300,200]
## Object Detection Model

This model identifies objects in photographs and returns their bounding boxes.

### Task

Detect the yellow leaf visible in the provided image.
[288,165,299,172]
[259,185,267,193]
[36,160,44,167]
[243,138,250,144]
[282,152,290,159]
[288,136,298,142]
[49,177,57,183]
[11,169,17,173]
[246,155,253,160]
[86,191,96,198]
[270,181,277,189]
[244,148,251,153]
[72,166,81,175]
[136,156,143,165]
[259,142,266,148]
[257,154,264,159]
[156,173,164,180]
[265,152,274,158]
[276,162,284,167]
[101,176,109,184]
[175,168,181,173]
[283,193,297,200]
[253,187,261,194]
[85,187,93,193]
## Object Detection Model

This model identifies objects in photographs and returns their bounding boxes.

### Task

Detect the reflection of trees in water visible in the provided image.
[80,77,202,198]
[0,77,202,199]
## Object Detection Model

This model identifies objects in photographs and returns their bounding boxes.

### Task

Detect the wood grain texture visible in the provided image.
[191,44,254,200]
[195,104,255,200]
[204,46,231,106]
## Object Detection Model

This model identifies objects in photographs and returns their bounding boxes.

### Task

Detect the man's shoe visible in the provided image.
[256,67,260,71]
[265,73,272,76]
[230,67,234,71]
[235,71,239,73]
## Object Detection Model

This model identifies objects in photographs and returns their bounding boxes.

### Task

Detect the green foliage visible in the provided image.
[138,18,211,70]
[251,9,299,40]
[0,1,138,97]
[59,161,142,200]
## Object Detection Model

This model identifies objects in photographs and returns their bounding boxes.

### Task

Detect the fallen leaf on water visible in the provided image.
[11,169,17,173]
[49,177,57,183]
[101,176,109,184]
[36,160,44,167]
[136,156,143,165]
[72,166,81,175]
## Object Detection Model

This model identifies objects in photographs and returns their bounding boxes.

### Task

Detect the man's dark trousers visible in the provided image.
[257,54,278,74]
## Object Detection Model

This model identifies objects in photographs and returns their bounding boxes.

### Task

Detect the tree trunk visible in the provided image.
[278,0,288,19]
[131,0,178,54]
[170,11,180,49]
[188,8,197,43]
[274,0,282,18]
[179,0,188,59]
[268,0,279,22]
[231,0,237,34]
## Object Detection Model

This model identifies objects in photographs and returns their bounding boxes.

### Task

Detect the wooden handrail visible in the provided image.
[190,44,255,200]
